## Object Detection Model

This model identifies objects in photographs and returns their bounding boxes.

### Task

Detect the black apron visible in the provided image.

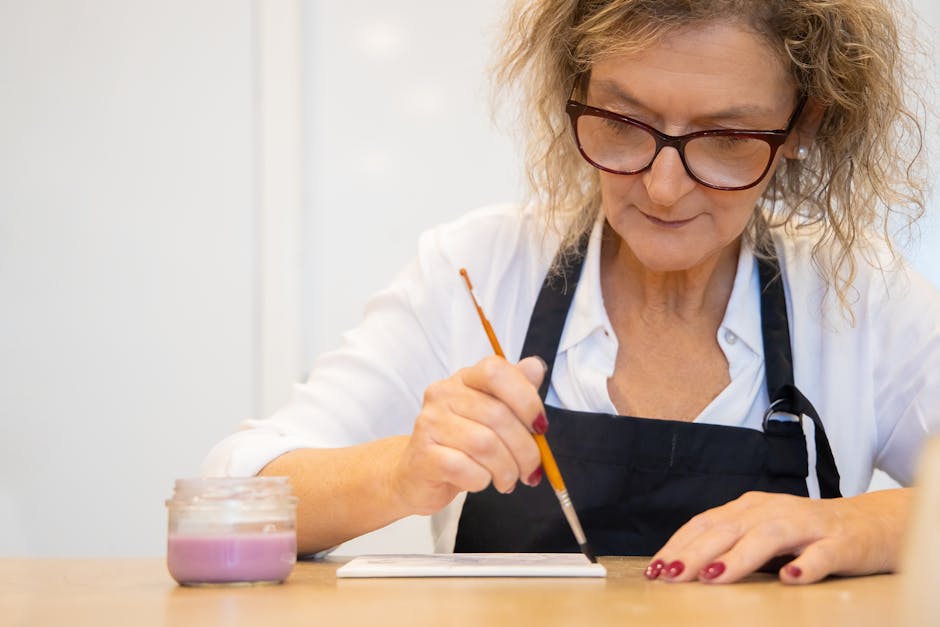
[454,238,842,556]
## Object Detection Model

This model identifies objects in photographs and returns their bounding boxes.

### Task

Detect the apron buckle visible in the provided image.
[762,398,803,430]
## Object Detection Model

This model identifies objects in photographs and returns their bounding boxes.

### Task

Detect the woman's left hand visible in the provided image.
[646,488,912,584]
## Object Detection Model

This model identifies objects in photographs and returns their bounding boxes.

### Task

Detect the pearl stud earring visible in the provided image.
[795,146,809,160]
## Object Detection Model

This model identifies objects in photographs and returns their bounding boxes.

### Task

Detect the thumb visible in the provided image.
[517,356,548,389]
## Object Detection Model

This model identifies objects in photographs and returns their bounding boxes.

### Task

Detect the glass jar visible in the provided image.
[165,477,298,586]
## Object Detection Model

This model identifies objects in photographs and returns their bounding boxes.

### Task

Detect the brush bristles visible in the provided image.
[580,542,597,564]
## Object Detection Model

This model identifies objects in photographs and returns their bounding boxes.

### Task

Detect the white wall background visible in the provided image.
[0,0,257,556]
[0,0,936,557]
[301,0,520,365]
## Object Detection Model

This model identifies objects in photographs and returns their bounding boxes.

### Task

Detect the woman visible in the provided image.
[205,0,938,584]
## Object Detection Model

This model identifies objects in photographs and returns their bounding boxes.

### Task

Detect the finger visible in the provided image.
[652,518,744,582]
[650,492,782,582]
[425,442,493,494]
[649,495,756,580]
[665,523,746,582]
[427,406,522,494]
[460,355,547,433]
[517,355,547,388]
[779,538,857,585]
[695,516,813,584]
[447,388,542,484]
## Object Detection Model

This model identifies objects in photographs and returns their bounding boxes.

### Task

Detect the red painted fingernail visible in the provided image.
[666,560,685,578]
[533,413,548,435]
[785,564,802,579]
[527,467,543,486]
[701,562,725,580]
[645,559,665,580]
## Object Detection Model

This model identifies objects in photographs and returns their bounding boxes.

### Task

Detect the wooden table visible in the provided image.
[0,557,922,627]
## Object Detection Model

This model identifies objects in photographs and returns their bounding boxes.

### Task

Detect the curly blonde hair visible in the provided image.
[494,0,929,311]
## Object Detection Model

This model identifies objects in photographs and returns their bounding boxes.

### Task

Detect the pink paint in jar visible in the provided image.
[165,477,298,586]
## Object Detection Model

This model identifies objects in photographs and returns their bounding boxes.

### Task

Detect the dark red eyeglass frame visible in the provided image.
[565,96,807,191]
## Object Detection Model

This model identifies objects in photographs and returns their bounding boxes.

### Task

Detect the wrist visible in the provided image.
[844,487,912,572]
[375,435,420,518]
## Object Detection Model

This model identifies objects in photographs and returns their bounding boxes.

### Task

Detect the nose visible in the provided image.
[642,146,697,207]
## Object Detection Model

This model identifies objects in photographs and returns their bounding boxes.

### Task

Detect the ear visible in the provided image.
[782,97,826,160]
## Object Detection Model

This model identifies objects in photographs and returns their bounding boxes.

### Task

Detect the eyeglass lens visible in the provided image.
[575,115,774,189]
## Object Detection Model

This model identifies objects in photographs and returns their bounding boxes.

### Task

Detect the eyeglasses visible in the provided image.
[565,97,807,191]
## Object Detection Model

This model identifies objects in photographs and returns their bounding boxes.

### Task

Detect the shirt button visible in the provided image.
[724,330,737,345]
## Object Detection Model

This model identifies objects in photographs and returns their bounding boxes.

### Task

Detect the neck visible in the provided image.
[600,224,740,325]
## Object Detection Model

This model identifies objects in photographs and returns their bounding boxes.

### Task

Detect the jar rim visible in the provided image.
[168,476,295,504]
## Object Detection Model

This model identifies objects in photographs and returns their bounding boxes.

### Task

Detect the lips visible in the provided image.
[641,211,697,228]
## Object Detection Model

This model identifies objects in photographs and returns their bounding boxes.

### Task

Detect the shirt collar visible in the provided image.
[721,241,762,357]
[557,219,763,357]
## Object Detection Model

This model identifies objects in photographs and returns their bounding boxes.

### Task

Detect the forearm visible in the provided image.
[258,436,414,555]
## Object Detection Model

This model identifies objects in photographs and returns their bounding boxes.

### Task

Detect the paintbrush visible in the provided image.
[459,268,597,564]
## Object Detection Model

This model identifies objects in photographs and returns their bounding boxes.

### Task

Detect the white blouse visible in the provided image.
[204,203,940,552]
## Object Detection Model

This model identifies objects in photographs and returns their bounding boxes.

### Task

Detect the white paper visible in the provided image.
[335,553,607,578]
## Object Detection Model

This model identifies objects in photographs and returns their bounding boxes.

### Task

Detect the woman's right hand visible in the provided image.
[390,355,548,515]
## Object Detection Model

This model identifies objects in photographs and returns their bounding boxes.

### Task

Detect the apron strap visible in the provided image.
[519,232,590,401]
[756,248,794,402]
[757,248,843,498]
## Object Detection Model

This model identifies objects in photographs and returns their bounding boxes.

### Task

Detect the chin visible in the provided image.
[626,237,709,272]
